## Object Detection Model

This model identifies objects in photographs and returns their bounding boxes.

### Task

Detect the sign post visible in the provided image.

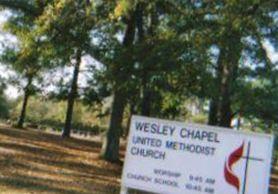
[121,116,274,194]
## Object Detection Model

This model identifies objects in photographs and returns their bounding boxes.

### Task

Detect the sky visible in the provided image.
[0,10,277,99]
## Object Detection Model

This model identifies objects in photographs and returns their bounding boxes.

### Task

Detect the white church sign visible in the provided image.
[121,115,274,194]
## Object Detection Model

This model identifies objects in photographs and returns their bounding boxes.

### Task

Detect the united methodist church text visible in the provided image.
[130,121,221,160]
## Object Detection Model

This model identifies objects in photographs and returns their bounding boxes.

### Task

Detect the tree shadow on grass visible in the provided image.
[0,142,74,158]
[0,176,85,194]
[0,173,120,194]
[0,127,103,153]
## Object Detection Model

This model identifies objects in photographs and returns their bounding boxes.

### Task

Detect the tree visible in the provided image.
[180,0,278,127]
[0,9,44,127]
[217,1,277,127]
[97,0,211,161]
[1,42,44,128]
[0,0,55,129]
[0,0,92,136]
[98,1,137,162]
[35,0,95,137]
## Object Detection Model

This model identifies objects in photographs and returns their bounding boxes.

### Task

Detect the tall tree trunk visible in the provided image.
[218,32,242,128]
[62,49,82,138]
[208,99,218,125]
[218,62,233,127]
[141,84,152,116]
[17,76,32,128]
[126,102,135,137]
[100,11,136,162]
[236,111,242,130]
[208,46,225,126]
[17,91,29,128]
[100,90,126,162]
[138,4,157,117]
[209,30,242,128]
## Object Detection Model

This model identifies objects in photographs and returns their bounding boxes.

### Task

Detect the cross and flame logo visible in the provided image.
[224,142,245,194]
[224,141,264,194]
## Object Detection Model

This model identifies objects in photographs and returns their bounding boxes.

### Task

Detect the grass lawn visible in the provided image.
[0,123,276,194]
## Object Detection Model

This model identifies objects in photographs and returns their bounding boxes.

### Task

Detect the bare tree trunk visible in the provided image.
[208,46,226,126]
[208,99,218,125]
[100,11,136,162]
[125,102,135,137]
[62,49,82,138]
[141,85,152,116]
[218,62,234,128]
[17,77,32,128]
[100,90,125,162]
[17,91,29,128]
[218,32,242,128]
[236,111,242,130]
